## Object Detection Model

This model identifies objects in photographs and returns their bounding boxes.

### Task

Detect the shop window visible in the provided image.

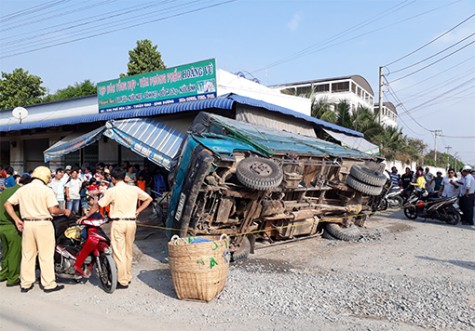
[331,81,350,93]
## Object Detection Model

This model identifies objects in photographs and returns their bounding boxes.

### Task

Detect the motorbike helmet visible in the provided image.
[31,166,52,184]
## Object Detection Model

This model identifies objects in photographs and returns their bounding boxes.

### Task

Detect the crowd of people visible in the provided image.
[0,162,161,293]
[388,165,475,225]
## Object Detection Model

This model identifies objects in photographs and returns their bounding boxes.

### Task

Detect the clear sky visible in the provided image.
[1,0,474,165]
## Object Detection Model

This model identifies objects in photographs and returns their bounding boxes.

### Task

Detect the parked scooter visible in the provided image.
[53,214,117,293]
[370,171,404,211]
[402,188,462,225]
[385,187,404,209]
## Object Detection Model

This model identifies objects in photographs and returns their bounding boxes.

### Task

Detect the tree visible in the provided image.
[335,101,352,128]
[43,80,96,102]
[311,97,337,123]
[0,68,46,109]
[122,39,166,77]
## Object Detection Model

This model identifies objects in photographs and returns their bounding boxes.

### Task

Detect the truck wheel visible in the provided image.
[350,165,387,187]
[325,223,362,241]
[322,230,338,240]
[236,157,283,190]
[346,175,383,196]
[231,236,251,262]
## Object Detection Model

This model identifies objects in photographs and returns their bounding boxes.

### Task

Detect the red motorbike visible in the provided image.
[53,214,117,293]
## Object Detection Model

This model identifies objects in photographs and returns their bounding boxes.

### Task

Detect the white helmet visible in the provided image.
[31,166,52,184]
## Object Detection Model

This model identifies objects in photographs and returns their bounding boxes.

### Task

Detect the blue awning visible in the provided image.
[44,126,105,162]
[1,94,363,137]
[104,118,184,171]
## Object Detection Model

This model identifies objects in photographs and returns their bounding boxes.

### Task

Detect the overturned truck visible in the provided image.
[166,113,386,260]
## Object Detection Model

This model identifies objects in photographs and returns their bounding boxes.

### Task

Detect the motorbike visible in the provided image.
[370,171,404,211]
[402,188,462,225]
[53,214,118,293]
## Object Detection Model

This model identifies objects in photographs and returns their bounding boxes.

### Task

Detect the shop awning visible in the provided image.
[104,118,184,171]
[323,129,380,155]
[44,126,106,162]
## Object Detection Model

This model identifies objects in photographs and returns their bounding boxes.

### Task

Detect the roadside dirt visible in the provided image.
[0,209,474,331]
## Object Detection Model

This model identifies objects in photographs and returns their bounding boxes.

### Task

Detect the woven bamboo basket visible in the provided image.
[168,234,231,302]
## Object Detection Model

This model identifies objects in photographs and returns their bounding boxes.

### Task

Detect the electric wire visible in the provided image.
[392,55,475,93]
[389,40,475,83]
[0,0,236,59]
[0,0,118,34]
[252,0,460,74]
[401,68,475,103]
[0,0,69,22]
[389,32,475,75]
[385,12,475,67]
[0,0,177,49]
[251,0,415,73]
[400,75,475,116]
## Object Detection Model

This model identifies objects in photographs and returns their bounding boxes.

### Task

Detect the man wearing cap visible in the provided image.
[4,166,71,293]
[458,166,474,225]
[62,165,72,184]
[79,167,152,288]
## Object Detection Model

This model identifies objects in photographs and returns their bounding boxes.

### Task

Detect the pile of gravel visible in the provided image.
[213,261,475,330]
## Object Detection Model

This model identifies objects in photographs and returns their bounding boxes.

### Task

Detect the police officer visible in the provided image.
[4,166,70,293]
[0,174,31,286]
[80,167,152,289]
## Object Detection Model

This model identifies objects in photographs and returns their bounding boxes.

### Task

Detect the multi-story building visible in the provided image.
[271,75,375,112]
[374,102,398,128]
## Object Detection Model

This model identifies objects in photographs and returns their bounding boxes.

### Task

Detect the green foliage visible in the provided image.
[43,80,96,102]
[0,68,46,109]
[122,39,166,77]
[311,97,337,123]
[335,101,352,128]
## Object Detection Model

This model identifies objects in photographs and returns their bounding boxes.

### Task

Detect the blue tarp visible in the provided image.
[104,118,185,171]
[44,126,105,162]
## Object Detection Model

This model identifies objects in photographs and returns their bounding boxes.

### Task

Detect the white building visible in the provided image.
[374,102,398,128]
[271,75,375,112]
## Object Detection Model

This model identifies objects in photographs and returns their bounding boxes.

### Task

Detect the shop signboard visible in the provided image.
[97,59,217,113]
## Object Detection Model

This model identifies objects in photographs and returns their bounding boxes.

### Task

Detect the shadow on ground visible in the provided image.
[417,256,475,271]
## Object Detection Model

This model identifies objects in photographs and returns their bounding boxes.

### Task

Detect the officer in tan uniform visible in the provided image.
[4,166,70,293]
[80,167,152,288]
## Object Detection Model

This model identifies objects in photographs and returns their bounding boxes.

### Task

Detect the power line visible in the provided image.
[389,39,475,83]
[0,0,117,34]
[383,78,433,132]
[440,135,475,139]
[385,12,475,66]
[1,0,178,49]
[252,0,460,74]
[392,55,475,93]
[401,75,475,115]
[382,90,424,136]
[401,68,475,103]
[0,0,236,59]
[0,0,69,22]
[389,32,475,75]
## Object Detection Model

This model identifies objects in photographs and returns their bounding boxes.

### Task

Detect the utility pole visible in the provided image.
[378,66,383,125]
[432,129,442,163]
[445,146,452,170]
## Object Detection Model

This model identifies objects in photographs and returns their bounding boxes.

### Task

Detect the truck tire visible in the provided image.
[236,157,283,190]
[350,165,387,187]
[322,229,338,240]
[231,236,251,262]
[325,223,362,241]
[346,175,383,196]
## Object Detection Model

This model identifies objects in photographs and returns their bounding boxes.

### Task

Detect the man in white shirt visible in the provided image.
[65,168,82,214]
[458,165,475,225]
[439,168,460,198]
[49,168,66,209]
[61,165,72,185]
